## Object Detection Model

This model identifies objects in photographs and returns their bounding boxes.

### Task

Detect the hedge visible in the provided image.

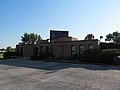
[80,49,120,64]
[3,52,16,59]
[31,52,52,60]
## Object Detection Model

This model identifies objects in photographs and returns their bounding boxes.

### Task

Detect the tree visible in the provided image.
[100,36,103,42]
[105,31,120,43]
[84,34,94,40]
[21,33,42,44]
[36,35,43,44]
[6,46,14,52]
[21,33,30,44]
[105,33,113,42]
[100,36,103,40]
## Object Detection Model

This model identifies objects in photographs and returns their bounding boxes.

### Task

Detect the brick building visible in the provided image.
[16,30,100,58]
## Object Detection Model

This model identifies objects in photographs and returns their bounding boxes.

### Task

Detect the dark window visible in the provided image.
[50,47,52,52]
[46,46,49,52]
[40,46,43,53]
[71,45,77,56]
[88,44,94,50]
[79,45,84,54]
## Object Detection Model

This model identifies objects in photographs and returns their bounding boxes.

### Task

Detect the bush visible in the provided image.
[30,52,52,60]
[80,49,120,64]
[3,52,16,59]
[39,52,51,59]
[30,56,39,60]
[80,49,100,62]
[97,49,120,63]
[69,54,78,60]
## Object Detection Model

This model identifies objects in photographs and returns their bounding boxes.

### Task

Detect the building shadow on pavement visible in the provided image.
[0,58,119,71]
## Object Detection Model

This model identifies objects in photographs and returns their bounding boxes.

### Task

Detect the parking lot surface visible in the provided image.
[0,58,120,90]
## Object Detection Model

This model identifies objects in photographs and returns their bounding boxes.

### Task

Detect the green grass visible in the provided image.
[0,54,3,59]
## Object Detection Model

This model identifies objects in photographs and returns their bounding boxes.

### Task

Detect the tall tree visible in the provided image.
[21,33,42,44]
[105,31,120,43]
[21,33,30,44]
[36,35,43,44]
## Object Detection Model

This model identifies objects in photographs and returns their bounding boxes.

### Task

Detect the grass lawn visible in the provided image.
[0,54,3,59]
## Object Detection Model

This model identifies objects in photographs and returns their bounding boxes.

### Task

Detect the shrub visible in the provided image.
[97,49,120,63]
[80,49,120,64]
[30,52,52,60]
[39,52,51,59]
[3,52,16,59]
[80,49,100,62]
[30,56,39,60]
[70,54,78,60]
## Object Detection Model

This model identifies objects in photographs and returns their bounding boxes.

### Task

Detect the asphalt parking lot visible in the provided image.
[0,58,120,90]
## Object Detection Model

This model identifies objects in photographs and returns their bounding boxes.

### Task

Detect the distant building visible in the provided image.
[0,48,6,54]
[16,30,100,58]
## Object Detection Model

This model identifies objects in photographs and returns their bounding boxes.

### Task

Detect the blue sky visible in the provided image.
[0,0,120,48]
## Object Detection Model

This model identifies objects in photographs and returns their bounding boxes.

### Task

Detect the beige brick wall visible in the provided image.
[52,39,100,58]
[16,45,33,57]
[16,39,100,58]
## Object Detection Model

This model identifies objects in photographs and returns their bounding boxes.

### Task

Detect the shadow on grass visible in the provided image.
[0,58,119,71]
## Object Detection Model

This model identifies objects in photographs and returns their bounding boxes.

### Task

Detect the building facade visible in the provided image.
[16,30,100,58]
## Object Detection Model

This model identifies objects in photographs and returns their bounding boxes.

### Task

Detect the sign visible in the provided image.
[50,30,69,42]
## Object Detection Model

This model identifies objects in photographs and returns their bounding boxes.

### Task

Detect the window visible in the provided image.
[71,45,77,56]
[46,46,49,52]
[79,45,84,54]
[40,46,43,53]
[88,44,94,50]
